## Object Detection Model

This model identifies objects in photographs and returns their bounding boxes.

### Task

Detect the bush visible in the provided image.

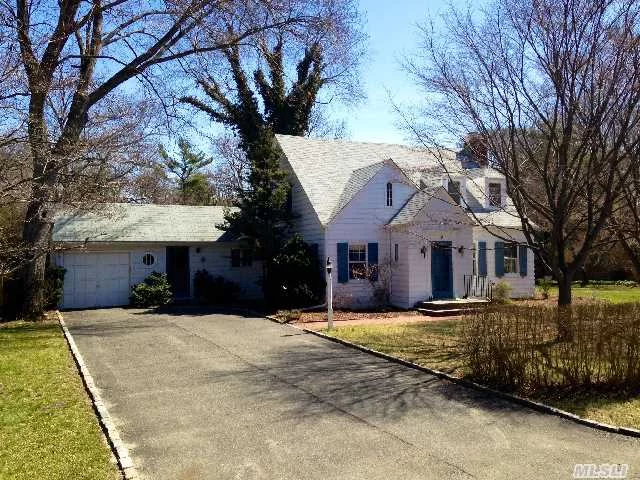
[269,234,324,308]
[275,309,302,323]
[193,270,241,305]
[538,277,552,299]
[44,265,66,309]
[492,281,512,304]
[129,272,172,307]
[462,304,640,393]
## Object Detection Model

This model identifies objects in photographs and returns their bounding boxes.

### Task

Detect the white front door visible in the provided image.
[61,252,130,309]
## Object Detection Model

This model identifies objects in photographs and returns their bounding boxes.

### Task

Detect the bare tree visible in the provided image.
[614,154,640,279]
[0,0,332,316]
[404,0,640,305]
[180,0,365,157]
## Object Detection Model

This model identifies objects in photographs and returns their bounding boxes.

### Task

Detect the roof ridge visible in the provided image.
[275,133,459,153]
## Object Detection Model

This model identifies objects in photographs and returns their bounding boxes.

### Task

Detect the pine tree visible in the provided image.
[159,138,213,204]
[219,130,294,302]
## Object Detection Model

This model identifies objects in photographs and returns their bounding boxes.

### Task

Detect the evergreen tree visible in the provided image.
[220,130,294,303]
[183,40,325,303]
[159,138,213,204]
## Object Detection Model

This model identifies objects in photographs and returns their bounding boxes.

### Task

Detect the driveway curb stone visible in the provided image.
[265,315,640,439]
[57,311,139,480]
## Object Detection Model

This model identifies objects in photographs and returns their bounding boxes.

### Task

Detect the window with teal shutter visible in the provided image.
[519,245,528,277]
[478,241,487,276]
[495,242,505,277]
[337,243,349,283]
[368,243,378,281]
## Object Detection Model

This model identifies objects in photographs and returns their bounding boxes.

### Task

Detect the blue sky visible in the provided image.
[342,0,458,145]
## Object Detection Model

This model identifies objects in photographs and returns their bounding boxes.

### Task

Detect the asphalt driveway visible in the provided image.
[64,308,639,480]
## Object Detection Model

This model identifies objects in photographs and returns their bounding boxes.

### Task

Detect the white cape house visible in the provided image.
[277,134,535,309]
[51,135,534,310]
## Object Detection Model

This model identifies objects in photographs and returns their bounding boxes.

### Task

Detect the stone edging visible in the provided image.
[266,316,640,439]
[57,312,138,480]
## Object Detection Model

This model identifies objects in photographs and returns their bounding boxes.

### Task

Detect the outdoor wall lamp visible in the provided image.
[458,246,464,255]
[420,246,427,258]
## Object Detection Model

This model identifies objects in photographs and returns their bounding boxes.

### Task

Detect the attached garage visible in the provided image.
[52,204,263,309]
[60,252,131,309]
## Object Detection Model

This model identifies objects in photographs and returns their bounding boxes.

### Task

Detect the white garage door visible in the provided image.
[61,252,130,309]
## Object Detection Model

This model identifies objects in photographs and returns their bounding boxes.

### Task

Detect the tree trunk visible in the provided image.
[20,104,56,318]
[580,266,588,287]
[556,272,574,341]
[557,272,573,306]
[20,199,54,318]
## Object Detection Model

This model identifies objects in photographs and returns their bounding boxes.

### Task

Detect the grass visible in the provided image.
[0,321,120,480]
[326,318,640,430]
[543,285,640,304]
[325,320,465,375]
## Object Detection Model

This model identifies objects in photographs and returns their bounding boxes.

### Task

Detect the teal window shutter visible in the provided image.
[519,245,528,277]
[478,241,487,276]
[495,242,505,277]
[337,243,349,283]
[368,243,379,281]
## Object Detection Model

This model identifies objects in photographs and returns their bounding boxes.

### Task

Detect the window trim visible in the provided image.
[503,242,518,274]
[488,182,502,207]
[348,243,368,280]
[386,182,393,207]
[142,252,155,266]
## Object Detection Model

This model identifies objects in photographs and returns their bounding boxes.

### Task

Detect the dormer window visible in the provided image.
[488,182,501,207]
[448,180,461,205]
[386,182,393,206]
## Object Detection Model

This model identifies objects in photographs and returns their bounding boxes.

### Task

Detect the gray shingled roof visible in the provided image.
[276,134,521,229]
[52,203,236,243]
[276,134,459,225]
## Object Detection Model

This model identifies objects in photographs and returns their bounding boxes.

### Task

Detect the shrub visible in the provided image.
[538,277,552,299]
[269,234,324,308]
[44,265,66,309]
[193,269,241,305]
[492,281,512,304]
[275,309,302,323]
[461,304,640,393]
[129,272,172,307]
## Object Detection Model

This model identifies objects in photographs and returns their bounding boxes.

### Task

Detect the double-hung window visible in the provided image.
[488,183,501,207]
[231,248,253,267]
[504,243,518,274]
[348,244,367,279]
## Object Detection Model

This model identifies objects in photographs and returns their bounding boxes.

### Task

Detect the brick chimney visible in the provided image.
[463,133,489,167]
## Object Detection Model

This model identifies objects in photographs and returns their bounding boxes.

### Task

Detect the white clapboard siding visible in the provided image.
[473,226,535,298]
[326,164,417,308]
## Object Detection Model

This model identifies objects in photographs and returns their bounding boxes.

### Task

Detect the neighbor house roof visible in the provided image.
[52,203,236,243]
[276,134,460,226]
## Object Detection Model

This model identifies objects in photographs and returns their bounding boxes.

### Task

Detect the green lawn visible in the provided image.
[326,319,640,430]
[0,321,120,480]
[544,285,640,304]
